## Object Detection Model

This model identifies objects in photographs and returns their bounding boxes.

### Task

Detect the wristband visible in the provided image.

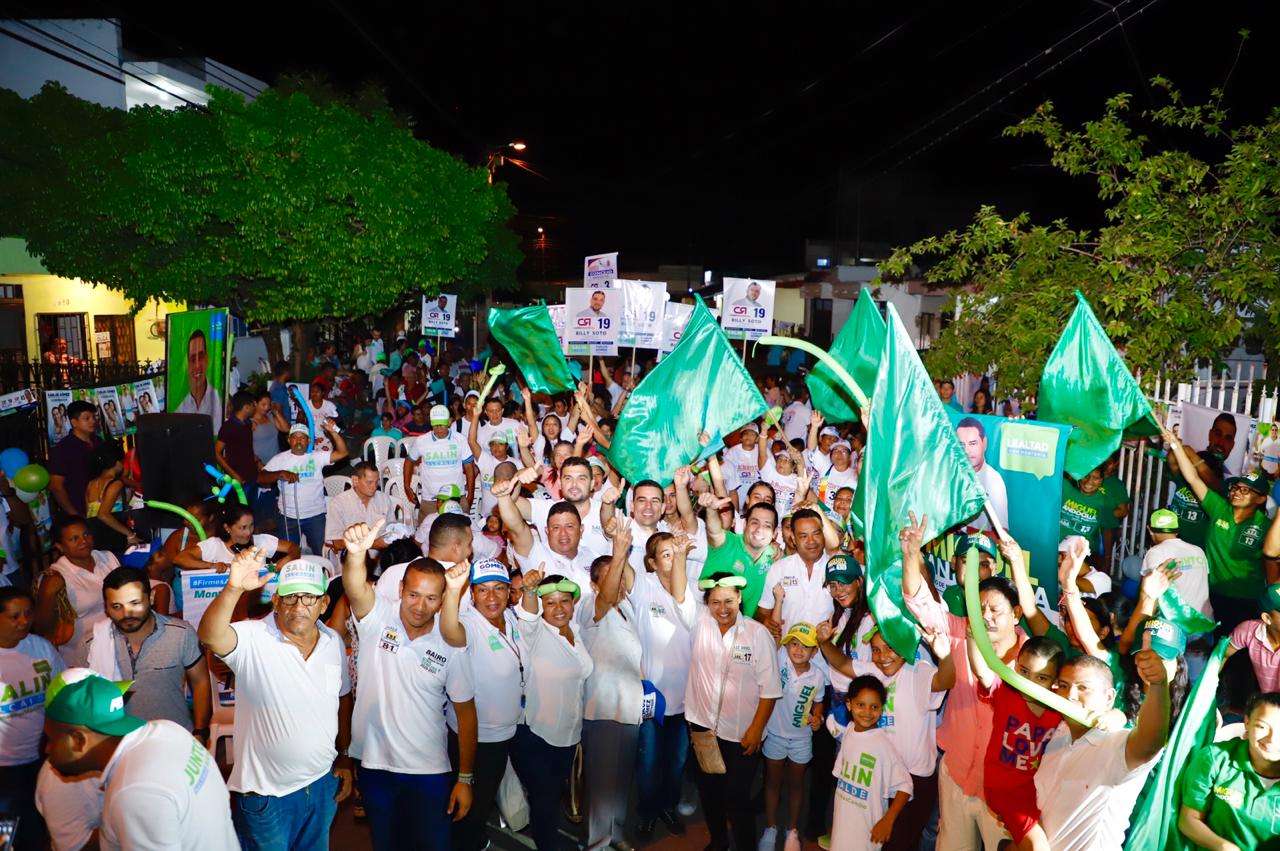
[456,772,473,785]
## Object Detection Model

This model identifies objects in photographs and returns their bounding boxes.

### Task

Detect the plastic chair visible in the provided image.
[323,475,352,498]
[208,664,235,765]
[385,478,417,524]
[379,458,406,492]
[363,435,397,469]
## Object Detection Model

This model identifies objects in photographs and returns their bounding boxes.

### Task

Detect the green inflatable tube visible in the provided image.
[146,500,207,541]
[753,336,869,409]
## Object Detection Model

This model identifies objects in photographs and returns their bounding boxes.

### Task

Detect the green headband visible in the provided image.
[536,579,581,600]
[698,575,748,591]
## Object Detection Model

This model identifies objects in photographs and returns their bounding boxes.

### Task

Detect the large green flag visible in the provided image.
[1039,292,1160,479]
[1123,638,1231,851]
[806,288,884,422]
[486,305,577,395]
[608,297,766,487]
[863,304,987,660]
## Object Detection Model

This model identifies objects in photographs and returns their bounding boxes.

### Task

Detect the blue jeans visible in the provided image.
[278,512,326,556]
[509,724,576,851]
[233,772,337,851]
[358,766,451,851]
[636,713,689,821]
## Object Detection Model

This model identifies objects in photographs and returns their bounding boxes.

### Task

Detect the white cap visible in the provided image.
[831,440,852,453]
[819,426,840,439]
[429,404,450,425]
[289,423,310,436]
[740,422,759,434]
[1058,535,1091,556]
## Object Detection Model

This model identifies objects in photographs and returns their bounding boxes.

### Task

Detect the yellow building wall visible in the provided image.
[774,287,805,327]
[0,272,183,362]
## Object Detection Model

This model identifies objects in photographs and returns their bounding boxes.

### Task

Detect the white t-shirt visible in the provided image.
[766,651,826,740]
[529,496,611,558]
[723,444,761,492]
[685,613,783,743]
[513,540,596,590]
[848,658,944,776]
[629,572,697,716]
[36,763,102,851]
[1142,538,1213,621]
[477,417,523,449]
[762,553,834,634]
[514,605,594,747]
[831,726,913,851]
[48,552,119,668]
[475,451,516,516]
[99,720,237,851]
[221,616,351,796]
[305,399,339,453]
[405,432,473,498]
[820,611,877,695]
[1035,726,1162,851]
[197,534,279,566]
[351,598,474,774]
[582,601,644,724]
[451,606,523,743]
[759,457,799,517]
[782,401,812,444]
[1080,566,1113,598]
[818,466,858,509]
[0,634,65,765]
[264,449,333,519]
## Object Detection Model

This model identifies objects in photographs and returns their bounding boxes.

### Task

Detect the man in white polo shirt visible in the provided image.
[42,668,237,850]
[757,508,832,639]
[496,466,599,587]
[403,405,476,519]
[198,551,353,851]
[513,457,611,556]
[341,519,477,849]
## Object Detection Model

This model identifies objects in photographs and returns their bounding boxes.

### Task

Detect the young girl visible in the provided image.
[758,440,810,518]
[831,675,913,850]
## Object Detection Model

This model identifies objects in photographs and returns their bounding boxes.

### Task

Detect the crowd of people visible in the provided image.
[0,326,1277,851]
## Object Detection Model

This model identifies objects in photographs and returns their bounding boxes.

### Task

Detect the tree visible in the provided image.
[881,77,1280,395]
[0,82,521,362]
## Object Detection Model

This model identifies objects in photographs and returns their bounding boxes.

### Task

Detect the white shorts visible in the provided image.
[763,733,813,764]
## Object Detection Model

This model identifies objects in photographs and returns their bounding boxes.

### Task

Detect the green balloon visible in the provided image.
[13,464,49,493]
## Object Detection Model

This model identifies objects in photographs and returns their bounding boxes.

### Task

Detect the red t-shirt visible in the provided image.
[980,681,1062,792]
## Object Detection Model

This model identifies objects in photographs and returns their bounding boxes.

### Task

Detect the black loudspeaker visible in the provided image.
[135,413,215,507]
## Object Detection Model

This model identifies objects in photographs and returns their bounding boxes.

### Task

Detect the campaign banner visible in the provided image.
[421,293,458,338]
[179,568,277,626]
[132,380,160,417]
[583,252,618,289]
[44,390,73,443]
[167,308,230,429]
[660,302,694,357]
[285,382,310,422]
[95,386,126,437]
[921,412,1072,611]
[616,280,668,348]
[565,287,620,356]
[1178,402,1254,479]
[721,278,776,341]
[0,388,37,418]
[546,304,568,353]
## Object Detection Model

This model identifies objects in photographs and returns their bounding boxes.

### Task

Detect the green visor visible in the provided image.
[536,579,581,600]
[698,574,748,591]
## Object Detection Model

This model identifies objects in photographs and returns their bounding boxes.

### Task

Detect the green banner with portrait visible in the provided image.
[165,308,230,429]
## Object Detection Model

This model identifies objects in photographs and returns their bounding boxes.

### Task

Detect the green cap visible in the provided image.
[436,483,464,501]
[45,669,143,736]
[955,533,997,560]
[1260,582,1280,614]
[1226,469,1269,497]
[1148,509,1179,531]
[825,553,863,584]
[1135,617,1186,660]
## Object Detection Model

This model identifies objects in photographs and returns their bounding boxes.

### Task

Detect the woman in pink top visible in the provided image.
[900,514,1027,851]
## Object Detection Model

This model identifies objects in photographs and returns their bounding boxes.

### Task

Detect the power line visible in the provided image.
[0,24,124,87]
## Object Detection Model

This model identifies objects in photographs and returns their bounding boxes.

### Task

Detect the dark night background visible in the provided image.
[17,0,1280,281]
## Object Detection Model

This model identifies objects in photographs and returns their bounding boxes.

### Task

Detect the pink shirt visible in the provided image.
[904,582,1025,798]
[1229,620,1280,693]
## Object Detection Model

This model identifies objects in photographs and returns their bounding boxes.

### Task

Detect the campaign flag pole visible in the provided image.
[629,345,637,378]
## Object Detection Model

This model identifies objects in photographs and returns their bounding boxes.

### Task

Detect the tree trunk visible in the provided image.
[290,321,306,379]
[263,325,284,372]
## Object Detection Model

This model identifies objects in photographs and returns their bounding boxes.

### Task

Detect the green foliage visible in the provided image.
[0,82,520,324]
[882,81,1280,394]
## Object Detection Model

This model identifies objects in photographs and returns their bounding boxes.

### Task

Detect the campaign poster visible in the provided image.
[583,252,618,289]
[660,302,694,357]
[285,382,311,422]
[565,287,620,356]
[44,389,73,443]
[95,386,126,437]
[132,380,160,419]
[616,280,668,349]
[115,383,139,433]
[180,568,277,626]
[546,305,567,353]
[721,278,776,341]
[1178,402,1254,478]
[166,308,230,429]
[421,293,458,339]
[921,412,1072,611]
[0,388,37,418]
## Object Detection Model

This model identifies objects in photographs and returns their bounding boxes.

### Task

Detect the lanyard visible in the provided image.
[492,618,525,692]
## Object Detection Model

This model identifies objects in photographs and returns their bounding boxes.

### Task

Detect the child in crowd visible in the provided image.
[831,675,913,850]
[760,622,827,851]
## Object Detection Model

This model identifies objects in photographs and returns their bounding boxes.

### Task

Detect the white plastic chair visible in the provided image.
[379,458,406,492]
[385,478,417,524]
[207,665,235,766]
[363,435,397,469]
[323,475,352,498]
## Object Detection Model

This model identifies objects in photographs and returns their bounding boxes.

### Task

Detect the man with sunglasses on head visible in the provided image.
[198,550,354,851]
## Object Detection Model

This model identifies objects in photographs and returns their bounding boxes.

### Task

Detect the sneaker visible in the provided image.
[678,797,697,816]
[659,810,686,836]
[758,826,777,851]
[817,835,831,850]
[783,829,801,851]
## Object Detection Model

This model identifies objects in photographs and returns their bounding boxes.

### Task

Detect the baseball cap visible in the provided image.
[289,423,310,436]
[45,669,143,737]
[1058,535,1091,556]
[1135,617,1186,660]
[429,404,450,425]
[1148,509,1179,531]
[956,534,997,560]
[740,423,760,434]
[587,456,607,471]
[436,484,464,501]
[1260,582,1280,613]
[1226,469,1269,496]
[440,501,466,516]
[831,440,852,453]
[276,557,329,597]
[471,558,510,585]
[465,390,480,401]
[783,622,819,647]
[826,553,863,584]
[819,426,840,439]
[488,431,509,445]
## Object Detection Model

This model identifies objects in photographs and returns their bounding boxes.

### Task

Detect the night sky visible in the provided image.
[46,1,1280,279]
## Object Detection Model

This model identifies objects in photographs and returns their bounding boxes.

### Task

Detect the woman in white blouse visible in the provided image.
[685,572,783,851]
[510,566,594,851]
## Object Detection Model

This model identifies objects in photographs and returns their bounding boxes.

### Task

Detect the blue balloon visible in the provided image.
[468,359,483,373]
[0,448,29,480]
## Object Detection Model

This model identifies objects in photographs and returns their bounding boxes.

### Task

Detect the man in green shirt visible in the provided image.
[699,495,779,617]
[941,533,997,616]
[1178,692,1280,851]
[1060,467,1110,557]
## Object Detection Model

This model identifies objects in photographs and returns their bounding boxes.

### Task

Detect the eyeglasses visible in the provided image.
[697,575,748,591]
[278,593,322,607]
[536,580,581,600]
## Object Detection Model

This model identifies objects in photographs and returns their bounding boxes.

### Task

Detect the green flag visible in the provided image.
[608,297,766,487]
[863,304,987,660]
[1156,587,1217,636]
[486,305,576,395]
[1039,292,1160,479]
[806,288,884,423]
[1123,638,1231,851]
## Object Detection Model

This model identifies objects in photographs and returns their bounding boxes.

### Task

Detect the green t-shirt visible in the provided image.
[942,583,966,617]
[1200,489,1269,599]
[1099,475,1129,531]
[701,531,778,617]
[1181,737,1280,851]
[1168,474,1211,548]
[1043,625,1127,710]
[1060,480,1109,542]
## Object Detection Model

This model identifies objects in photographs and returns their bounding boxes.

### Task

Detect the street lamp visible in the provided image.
[486,141,529,183]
